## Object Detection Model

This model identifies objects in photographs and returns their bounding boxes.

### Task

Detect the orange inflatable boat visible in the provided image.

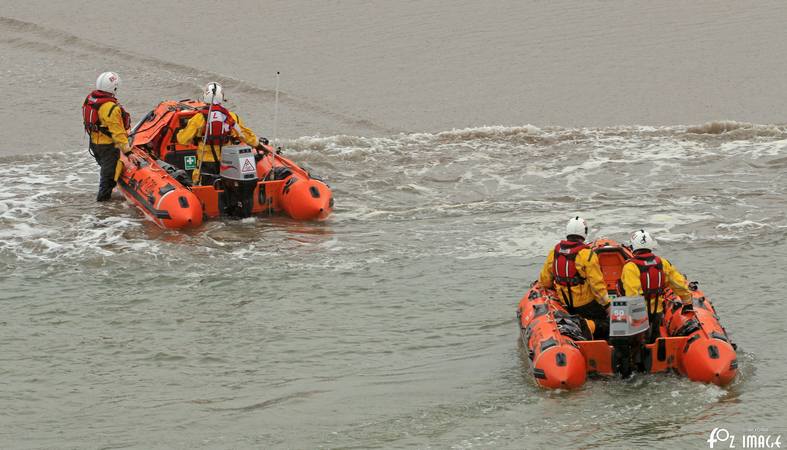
[517,239,737,389]
[116,100,333,229]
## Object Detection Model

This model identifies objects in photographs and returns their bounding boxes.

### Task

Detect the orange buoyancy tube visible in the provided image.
[255,149,334,221]
[663,289,737,385]
[116,149,203,229]
[280,176,333,220]
[518,284,587,389]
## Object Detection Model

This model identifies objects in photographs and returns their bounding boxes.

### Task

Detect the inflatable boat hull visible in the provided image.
[118,99,333,228]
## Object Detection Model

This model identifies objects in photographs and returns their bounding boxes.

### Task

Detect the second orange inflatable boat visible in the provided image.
[517,239,737,389]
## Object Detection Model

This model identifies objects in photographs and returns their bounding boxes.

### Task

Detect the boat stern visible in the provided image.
[280,177,333,220]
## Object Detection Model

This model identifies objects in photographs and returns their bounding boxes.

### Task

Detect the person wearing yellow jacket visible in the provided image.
[539,216,612,339]
[620,230,692,336]
[82,72,133,201]
[176,82,269,185]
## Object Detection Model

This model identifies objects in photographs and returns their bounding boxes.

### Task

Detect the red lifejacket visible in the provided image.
[199,104,236,146]
[552,240,588,287]
[631,252,665,301]
[82,90,130,138]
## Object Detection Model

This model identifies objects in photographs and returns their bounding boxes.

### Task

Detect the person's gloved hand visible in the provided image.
[119,144,141,165]
[119,144,143,166]
[259,137,269,146]
[126,153,143,166]
[255,141,271,155]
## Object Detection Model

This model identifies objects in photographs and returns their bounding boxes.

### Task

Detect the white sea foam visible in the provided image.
[0,125,784,266]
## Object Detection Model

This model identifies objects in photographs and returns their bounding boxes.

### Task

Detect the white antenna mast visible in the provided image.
[273,71,280,148]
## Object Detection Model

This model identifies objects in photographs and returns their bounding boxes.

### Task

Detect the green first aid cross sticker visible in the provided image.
[184,155,197,170]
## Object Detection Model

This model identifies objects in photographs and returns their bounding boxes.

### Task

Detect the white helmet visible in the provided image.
[566,216,588,240]
[630,229,658,251]
[203,82,224,105]
[96,71,120,94]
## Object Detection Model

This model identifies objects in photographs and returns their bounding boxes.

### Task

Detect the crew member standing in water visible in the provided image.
[620,229,692,340]
[177,82,269,185]
[82,72,132,201]
[539,216,612,339]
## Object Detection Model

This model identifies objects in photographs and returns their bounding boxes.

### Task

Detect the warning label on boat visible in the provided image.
[184,155,197,170]
[241,159,256,173]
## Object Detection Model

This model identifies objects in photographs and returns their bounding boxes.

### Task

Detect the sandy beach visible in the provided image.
[2,1,787,155]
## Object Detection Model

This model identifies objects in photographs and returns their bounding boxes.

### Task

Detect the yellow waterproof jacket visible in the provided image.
[176,111,260,163]
[539,245,609,308]
[90,101,129,148]
[621,256,692,313]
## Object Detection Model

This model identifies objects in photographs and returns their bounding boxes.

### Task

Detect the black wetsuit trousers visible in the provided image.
[91,143,119,201]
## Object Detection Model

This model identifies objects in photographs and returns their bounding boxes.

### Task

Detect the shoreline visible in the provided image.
[3,0,787,155]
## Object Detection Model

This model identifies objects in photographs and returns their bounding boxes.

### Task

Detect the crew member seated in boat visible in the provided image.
[620,230,692,338]
[176,82,269,185]
[539,216,612,339]
[82,71,133,201]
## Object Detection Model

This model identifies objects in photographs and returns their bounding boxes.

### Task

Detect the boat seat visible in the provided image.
[169,116,192,144]
[160,115,199,172]
[596,250,628,295]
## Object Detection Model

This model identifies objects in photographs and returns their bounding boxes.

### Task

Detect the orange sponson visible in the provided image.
[255,150,333,220]
[518,285,588,389]
[662,290,737,386]
[116,150,202,229]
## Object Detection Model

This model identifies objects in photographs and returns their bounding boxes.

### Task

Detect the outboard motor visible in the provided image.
[608,296,650,378]
[219,145,258,218]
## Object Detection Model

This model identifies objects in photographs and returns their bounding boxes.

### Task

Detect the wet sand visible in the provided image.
[3,1,787,156]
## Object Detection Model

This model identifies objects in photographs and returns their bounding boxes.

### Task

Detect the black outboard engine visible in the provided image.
[219,145,258,218]
[608,296,650,378]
